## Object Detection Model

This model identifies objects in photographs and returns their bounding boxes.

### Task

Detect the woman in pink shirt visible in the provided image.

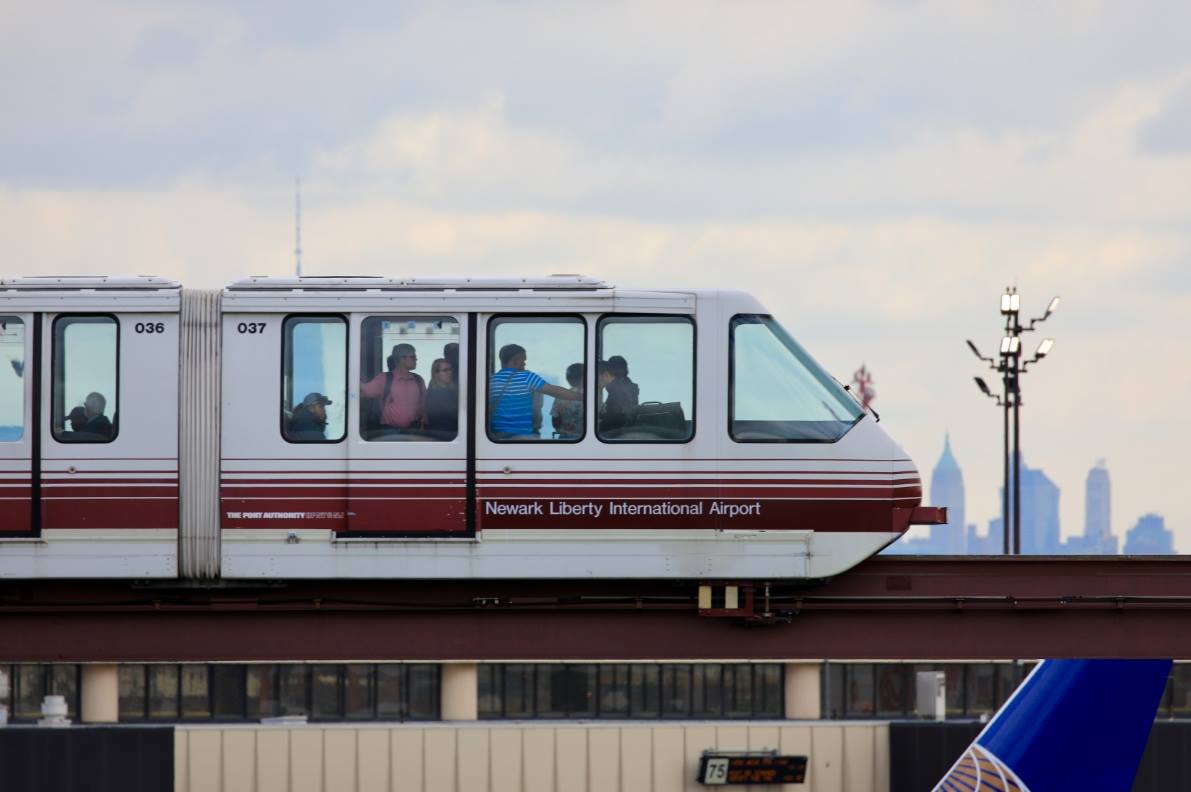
[360,343,426,430]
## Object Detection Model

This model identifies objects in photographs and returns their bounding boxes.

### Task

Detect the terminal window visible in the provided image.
[478,663,784,720]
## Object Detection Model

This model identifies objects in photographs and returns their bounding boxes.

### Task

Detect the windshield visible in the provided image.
[730,314,863,442]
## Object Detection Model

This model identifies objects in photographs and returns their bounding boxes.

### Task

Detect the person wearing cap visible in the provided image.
[288,392,332,441]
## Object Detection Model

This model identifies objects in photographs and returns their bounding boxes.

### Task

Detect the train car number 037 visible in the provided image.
[237,322,267,334]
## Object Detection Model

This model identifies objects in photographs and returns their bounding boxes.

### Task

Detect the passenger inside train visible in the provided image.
[596,316,693,442]
[424,357,458,437]
[597,356,639,432]
[286,393,331,441]
[51,315,119,443]
[550,363,584,439]
[488,343,580,440]
[356,316,459,442]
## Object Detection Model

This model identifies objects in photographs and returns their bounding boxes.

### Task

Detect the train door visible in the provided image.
[40,312,180,533]
[221,313,349,535]
[0,313,33,535]
[344,313,468,536]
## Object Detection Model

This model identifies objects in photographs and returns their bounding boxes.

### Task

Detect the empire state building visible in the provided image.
[930,434,967,554]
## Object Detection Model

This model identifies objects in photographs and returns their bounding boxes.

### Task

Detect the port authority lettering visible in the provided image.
[483,500,763,519]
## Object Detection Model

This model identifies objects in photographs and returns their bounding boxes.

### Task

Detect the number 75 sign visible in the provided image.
[697,753,808,785]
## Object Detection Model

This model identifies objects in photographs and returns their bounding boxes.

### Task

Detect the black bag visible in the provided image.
[633,401,686,432]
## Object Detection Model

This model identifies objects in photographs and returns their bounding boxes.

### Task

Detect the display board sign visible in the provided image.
[697,752,808,785]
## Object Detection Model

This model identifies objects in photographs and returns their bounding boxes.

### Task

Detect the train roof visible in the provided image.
[0,275,180,291]
[225,275,613,292]
[0,275,766,315]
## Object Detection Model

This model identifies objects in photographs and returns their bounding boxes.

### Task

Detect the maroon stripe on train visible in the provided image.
[219,484,922,504]
[0,498,32,533]
[40,486,180,499]
[42,498,179,530]
[476,498,916,533]
[220,485,466,499]
[41,478,178,485]
[219,496,917,534]
[220,478,919,489]
[220,495,466,533]
[477,485,922,500]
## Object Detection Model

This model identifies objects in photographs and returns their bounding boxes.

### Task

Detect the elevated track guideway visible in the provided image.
[2,556,1191,662]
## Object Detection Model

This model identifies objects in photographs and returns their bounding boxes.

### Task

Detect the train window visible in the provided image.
[0,317,24,442]
[359,316,460,442]
[730,315,863,442]
[52,315,118,443]
[282,316,347,443]
[488,316,585,442]
[597,315,694,443]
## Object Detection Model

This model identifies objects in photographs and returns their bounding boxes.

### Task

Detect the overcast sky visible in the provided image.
[3,1,1189,549]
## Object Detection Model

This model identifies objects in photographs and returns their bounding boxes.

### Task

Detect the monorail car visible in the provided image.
[0,275,941,580]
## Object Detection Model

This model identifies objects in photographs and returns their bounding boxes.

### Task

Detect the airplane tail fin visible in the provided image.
[935,659,1171,792]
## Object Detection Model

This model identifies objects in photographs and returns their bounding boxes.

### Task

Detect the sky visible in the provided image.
[2,1,1190,549]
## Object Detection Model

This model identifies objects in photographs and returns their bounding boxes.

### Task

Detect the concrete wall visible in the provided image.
[175,721,888,792]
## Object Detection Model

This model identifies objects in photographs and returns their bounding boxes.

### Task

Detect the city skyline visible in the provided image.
[897,433,1173,555]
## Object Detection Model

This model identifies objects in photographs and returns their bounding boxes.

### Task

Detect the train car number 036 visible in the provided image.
[134,322,166,334]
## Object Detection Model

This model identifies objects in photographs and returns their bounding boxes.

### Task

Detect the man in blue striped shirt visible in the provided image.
[490,344,581,438]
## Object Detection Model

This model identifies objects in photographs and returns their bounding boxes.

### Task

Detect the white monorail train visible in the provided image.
[0,275,941,580]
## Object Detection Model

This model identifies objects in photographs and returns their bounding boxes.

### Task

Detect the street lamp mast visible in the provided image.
[967,289,1057,554]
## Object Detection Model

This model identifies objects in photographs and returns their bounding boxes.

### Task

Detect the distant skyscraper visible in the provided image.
[930,434,966,554]
[882,434,968,555]
[1085,460,1110,540]
[1124,514,1175,555]
[1006,456,1061,554]
[1067,460,1118,554]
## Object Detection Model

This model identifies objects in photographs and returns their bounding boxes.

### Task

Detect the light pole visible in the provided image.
[967,289,1057,554]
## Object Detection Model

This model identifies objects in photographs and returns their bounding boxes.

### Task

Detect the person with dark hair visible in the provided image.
[599,355,639,432]
[489,344,580,438]
[550,362,585,439]
[288,393,332,441]
[443,342,459,387]
[82,392,114,439]
[67,406,88,433]
[424,357,458,436]
[360,343,426,430]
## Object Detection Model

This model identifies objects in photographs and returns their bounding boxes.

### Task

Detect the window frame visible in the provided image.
[595,313,696,445]
[280,314,349,445]
[357,314,462,444]
[0,316,25,444]
[728,313,863,444]
[485,313,588,444]
[51,313,120,445]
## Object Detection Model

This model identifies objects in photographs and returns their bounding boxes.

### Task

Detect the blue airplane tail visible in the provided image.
[935,659,1171,792]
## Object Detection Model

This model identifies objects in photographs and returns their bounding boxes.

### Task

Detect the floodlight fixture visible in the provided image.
[1035,338,1054,359]
[974,376,992,397]
[1000,290,1021,315]
[1045,296,1060,317]
[966,339,994,365]
[1000,336,1021,355]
